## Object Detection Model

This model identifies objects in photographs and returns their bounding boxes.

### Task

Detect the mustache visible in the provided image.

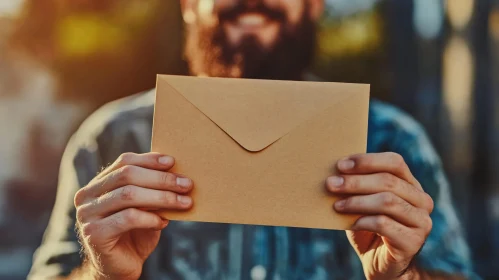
[218,2,286,22]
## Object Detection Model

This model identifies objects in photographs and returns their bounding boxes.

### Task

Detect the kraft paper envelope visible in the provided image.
[151,75,369,230]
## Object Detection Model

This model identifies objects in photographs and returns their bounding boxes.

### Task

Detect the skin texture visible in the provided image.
[73,153,194,279]
[71,153,440,280]
[69,1,460,279]
[327,153,435,279]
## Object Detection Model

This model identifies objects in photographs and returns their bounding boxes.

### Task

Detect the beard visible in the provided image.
[185,4,316,81]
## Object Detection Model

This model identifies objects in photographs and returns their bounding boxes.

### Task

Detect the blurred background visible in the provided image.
[0,0,497,279]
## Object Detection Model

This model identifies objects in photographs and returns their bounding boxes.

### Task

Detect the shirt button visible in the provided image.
[250,265,267,280]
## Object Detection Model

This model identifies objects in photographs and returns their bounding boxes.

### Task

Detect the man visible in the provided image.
[29,0,473,279]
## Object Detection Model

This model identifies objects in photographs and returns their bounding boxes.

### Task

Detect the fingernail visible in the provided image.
[338,159,355,170]
[335,200,346,210]
[328,176,344,188]
[176,177,192,188]
[177,195,192,205]
[158,156,174,165]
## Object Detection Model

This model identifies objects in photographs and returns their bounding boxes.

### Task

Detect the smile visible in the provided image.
[229,13,275,31]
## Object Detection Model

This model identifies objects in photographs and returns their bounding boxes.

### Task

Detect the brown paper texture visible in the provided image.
[151,75,370,230]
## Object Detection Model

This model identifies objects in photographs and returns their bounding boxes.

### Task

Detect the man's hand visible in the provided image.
[326,152,434,280]
[73,152,194,280]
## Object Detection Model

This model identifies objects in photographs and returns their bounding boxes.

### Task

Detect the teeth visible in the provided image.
[238,14,266,26]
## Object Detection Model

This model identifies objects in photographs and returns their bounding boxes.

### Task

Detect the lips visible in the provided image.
[218,3,285,25]
[220,5,284,48]
[236,13,269,28]
[231,13,272,30]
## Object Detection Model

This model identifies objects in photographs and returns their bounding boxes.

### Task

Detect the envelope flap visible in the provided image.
[159,75,369,152]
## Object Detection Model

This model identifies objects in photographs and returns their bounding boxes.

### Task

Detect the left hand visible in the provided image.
[326,152,434,280]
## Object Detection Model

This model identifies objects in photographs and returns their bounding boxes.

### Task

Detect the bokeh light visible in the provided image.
[446,0,474,30]
[414,0,444,40]
[443,36,474,130]
[53,0,161,58]
[443,36,474,167]
[318,11,381,58]
[57,15,127,57]
[489,8,499,41]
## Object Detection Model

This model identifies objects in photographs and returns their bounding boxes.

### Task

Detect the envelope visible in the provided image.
[151,75,370,230]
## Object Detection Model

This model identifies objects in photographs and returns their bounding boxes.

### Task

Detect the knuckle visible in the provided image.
[374,215,390,231]
[381,173,397,189]
[117,153,135,166]
[413,178,423,190]
[356,155,372,168]
[380,192,396,208]
[150,214,162,226]
[80,222,96,237]
[161,192,177,205]
[393,153,407,169]
[424,215,433,234]
[343,197,355,209]
[425,193,435,213]
[119,185,136,201]
[118,165,135,183]
[98,189,114,203]
[387,151,402,161]
[401,200,412,214]
[108,214,120,228]
[74,188,87,206]
[76,204,91,222]
[342,176,356,191]
[122,208,139,224]
[160,172,176,187]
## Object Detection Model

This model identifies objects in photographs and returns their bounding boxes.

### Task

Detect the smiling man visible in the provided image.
[29,1,473,279]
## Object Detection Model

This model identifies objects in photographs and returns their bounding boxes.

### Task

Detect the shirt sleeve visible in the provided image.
[390,126,476,278]
[27,130,103,279]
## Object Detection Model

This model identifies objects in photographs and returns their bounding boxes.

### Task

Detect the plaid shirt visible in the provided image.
[29,88,474,280]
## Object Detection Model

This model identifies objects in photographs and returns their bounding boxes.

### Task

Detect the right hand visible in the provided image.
[74,152,194,280]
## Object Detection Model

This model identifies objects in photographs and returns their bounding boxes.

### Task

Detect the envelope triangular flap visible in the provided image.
[159,75,369,152]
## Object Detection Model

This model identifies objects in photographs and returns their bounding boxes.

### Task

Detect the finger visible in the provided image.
[351,215,425,254]
[77,186,193,222]
[94,152,175,180]
[326,173,434,213]
[81,166,193,200]
[81,208,168,243]
[337,153,420,188]
[334,192,432,229]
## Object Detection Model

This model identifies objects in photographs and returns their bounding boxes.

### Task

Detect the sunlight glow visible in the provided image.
[198,0,216,25]
[0,0,23,17]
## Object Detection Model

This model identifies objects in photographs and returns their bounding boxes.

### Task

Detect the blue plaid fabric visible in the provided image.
[29,88,475,280]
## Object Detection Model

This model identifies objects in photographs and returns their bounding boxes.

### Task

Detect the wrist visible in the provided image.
[87,263,141,280]
[84,261,109,280]
[398,266,427,280]
[68,261,109,280]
